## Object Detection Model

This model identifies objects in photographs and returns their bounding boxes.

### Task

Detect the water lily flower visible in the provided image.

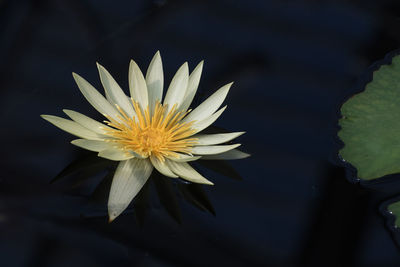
[41,51,248,221]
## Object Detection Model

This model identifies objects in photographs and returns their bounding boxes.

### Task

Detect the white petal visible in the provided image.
[63,109,112,134]
[150,156,178,178]
[179,60,203,112]
[146,51,163,112]
[98,148,134,161]
[166,153,201,162]
[191,144,240,155]
[72,73,122,122]
[129,60,148,109]
[163,62,189,111]
[182,82,232,124]
[166,160,213,185]
[108,158,153,222]
[96,63,136,118]
[41,115,102,140]
[71,139,115,152]
[191,106,227,135]
[194,132,245,146]
[200,149,250,160]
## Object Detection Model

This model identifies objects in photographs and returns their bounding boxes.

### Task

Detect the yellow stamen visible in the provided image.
[103,101,197,161]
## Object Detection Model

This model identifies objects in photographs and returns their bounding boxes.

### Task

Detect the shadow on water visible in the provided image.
[50,148,242,225]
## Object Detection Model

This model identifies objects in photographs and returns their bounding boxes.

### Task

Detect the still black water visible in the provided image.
[2,0,400,266]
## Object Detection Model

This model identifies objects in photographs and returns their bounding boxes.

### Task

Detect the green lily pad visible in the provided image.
[339,55,400,180]
[388,201,400,227]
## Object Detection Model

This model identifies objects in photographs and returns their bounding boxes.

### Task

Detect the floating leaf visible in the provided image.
[339,55,400,180]
[388,200,400,228]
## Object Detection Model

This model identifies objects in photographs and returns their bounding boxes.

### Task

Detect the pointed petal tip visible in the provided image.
[181,62,189,70]
[40,114,49,120]
[70,139,79,145]
[193,60,204,71]
[62,109,73,114]
[108,205,124,223]
[129,60,135,69]
[222,82,234,90]
[237,150,251,158]
[72,72,84,83]
[206,181,214,186]
[108,214,117,223]
[40,114,53,120]
[195,60,204,70]
[96,63,108,73]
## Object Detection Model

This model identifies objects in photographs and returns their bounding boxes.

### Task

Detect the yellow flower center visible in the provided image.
[103,100,197,161]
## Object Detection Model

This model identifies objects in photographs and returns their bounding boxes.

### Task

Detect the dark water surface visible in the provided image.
[2,0,400,266]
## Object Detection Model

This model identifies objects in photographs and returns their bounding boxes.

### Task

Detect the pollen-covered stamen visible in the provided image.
[102,101,197,161]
